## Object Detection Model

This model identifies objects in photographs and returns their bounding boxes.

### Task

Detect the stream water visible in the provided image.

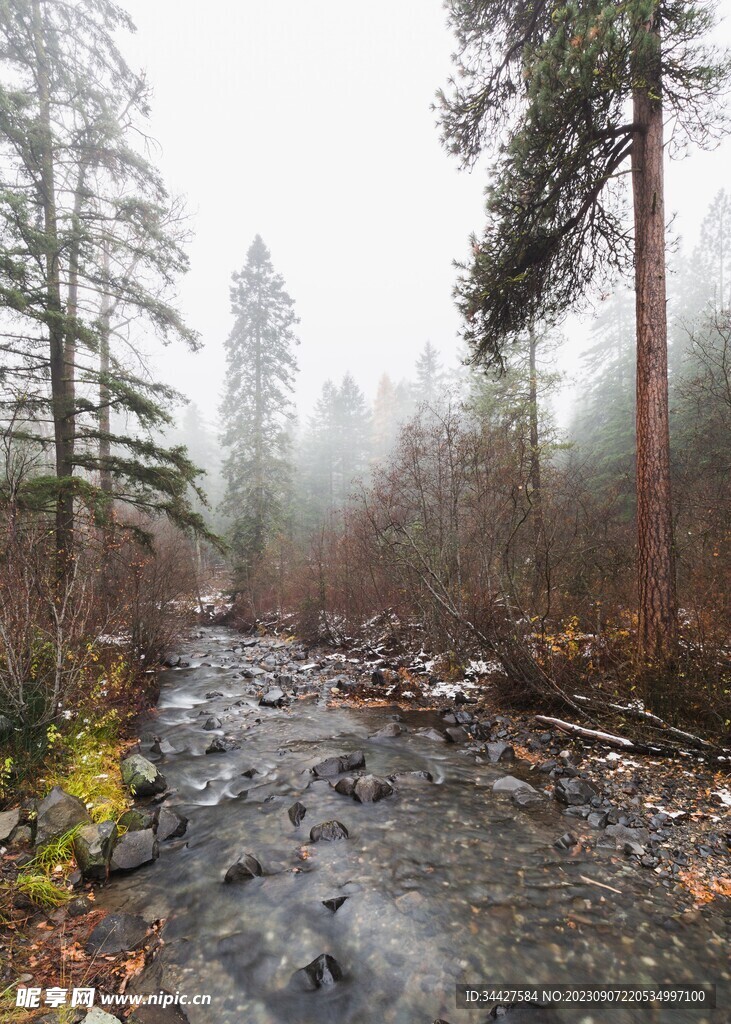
[101,628,729,1024]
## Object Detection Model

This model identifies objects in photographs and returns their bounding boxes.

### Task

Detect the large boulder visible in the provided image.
[73,821,117,880]
[35,786,91,845]
[311,751,365,778]
[85,912,149,955]
[224,853,263,882]
[310,820,349,842]
[554,777,599,806]
[110,828,158,872]
[353,775,393,804]
[120,755,167,797]
[292,953,344,990]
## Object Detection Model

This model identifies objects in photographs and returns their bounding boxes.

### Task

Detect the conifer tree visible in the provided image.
[0,0,208,568]
[439,0,731,663]
[414,341,445,406]
[220,236,299,578]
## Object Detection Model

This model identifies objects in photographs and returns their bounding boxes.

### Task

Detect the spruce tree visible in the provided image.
[220,236,299,578]
[439,0,731,663]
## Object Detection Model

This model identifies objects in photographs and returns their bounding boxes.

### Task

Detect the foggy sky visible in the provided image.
[120,0,731,425]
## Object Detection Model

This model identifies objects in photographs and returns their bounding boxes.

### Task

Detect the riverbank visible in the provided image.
[2,625,729,1024]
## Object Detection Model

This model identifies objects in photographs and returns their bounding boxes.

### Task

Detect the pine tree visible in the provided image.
[439,1,731,663]
[220,236,299,578]
[0,0,208,569]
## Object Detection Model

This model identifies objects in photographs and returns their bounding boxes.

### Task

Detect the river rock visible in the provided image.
[292,953,344,990]
[85,912,149,954]
[121,755,167,797]
[110,828,158,872]
[512,788,544,808]
[206,737,227,754]
[203,717,222,730]
[67,894,93,917]
[445,726,468,743]
[389,770,433,785]
[554,777,599,805]
[332,776,357,796]
[310,820,349,842]
[128,1004,190,1024]
[353,775,394,804]
[73,821,117,879]
[312,751,365,777]
[322,896,348,912]
[224,853,263,882]
[0,808,20,842]
[419,727,449,743]
[492,776,538,796]
[486,741,515,763]
[259,688,287,707]
[288,801,307,826]
[82,1009,122,1024]
[156,806,188,841]
[118,807,157,832]
[35,786,91,845]
[205,690,224,699]
[605,823,650,847]
[372,722,403,738]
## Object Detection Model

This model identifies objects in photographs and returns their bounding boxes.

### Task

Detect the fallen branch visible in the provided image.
[606,702,713,750]
[535,715,653,752]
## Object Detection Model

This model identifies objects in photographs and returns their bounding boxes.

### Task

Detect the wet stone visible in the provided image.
[372,722,404,738]
[0,808,21,842]
[310,820,349,842]
[259,688,287,707]
[312,751,366,777]
[224,853,263,882]
[512,788,544,808]
[156,806,188,841]
[205,690,224,699]
[554,832,578,850]
[85,912,148,954]
[288,801,307,826]
[206,737,227,754]
[322,896,348,912]
[292,952,344,990]
[333,776,357,796]
[120,755,167,798]
[203,717,222,730]
[110,828,158,872]
[353,774,394,804]
[493,776,538,796]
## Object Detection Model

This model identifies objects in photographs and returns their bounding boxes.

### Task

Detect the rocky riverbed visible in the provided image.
[95,627,729,1024]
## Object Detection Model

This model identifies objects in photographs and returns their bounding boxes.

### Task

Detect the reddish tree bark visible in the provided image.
[631,9,678,663]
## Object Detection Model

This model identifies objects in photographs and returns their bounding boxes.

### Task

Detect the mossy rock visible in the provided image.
[120,754,167,797]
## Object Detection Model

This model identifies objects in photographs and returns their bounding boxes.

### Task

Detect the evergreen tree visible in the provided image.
[570,287,636,504]
[439,0,731,663]
[413,341,444,406]
[220,236,299,578]
[0,0,208,568]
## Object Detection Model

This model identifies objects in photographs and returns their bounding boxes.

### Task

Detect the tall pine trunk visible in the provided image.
[527,329,544,606]
[631,8,678,664]
[99,245,113,496]
[33,0,74,571]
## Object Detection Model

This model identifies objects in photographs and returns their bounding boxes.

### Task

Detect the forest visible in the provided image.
[0,2,729,1024]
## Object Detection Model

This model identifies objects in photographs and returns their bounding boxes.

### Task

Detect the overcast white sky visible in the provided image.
[121,0,731,424]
